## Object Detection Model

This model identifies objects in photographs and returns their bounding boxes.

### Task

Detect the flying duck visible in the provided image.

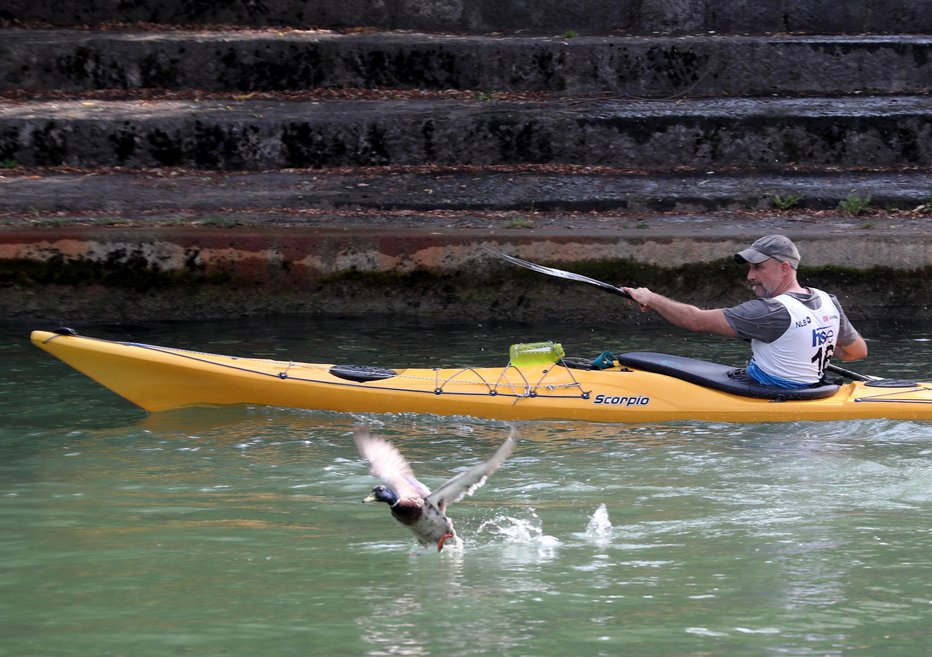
[355,429,517,551]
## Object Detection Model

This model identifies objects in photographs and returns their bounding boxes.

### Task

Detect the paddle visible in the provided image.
[823,363,881,382]
[486,248,632,299]
[488,248,882,382]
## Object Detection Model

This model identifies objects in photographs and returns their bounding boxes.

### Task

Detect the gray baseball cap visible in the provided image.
[734,235,800,269]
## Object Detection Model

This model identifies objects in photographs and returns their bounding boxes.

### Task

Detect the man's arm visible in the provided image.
[624,287,737,337]
[834,333,868,361]
[830,295,868,361]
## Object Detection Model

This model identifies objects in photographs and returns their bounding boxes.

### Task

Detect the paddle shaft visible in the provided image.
[491,249,883,382]
[825,363,880,382]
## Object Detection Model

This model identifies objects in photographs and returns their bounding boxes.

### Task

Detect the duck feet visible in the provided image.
[437,532,456,552]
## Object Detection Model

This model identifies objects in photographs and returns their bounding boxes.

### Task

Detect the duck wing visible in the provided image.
[427,431,517,513]
[354,430,431,499]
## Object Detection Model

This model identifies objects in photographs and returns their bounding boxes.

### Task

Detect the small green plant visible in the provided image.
[0,159,18,169]
[504,217,534,229]
[772,193,802,210]
[838,193,872,216]
[561,29,579,39]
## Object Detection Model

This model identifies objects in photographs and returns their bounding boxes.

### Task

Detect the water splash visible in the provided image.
[476,510,561,565]
[584,503,614,545]
[478,510,558,544]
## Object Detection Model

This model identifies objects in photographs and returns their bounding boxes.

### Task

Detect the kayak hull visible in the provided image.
[31,330,932,423]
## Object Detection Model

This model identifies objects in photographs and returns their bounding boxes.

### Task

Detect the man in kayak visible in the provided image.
[623,234,868,388]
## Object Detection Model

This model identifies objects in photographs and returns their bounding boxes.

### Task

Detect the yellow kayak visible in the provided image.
[31,329,932,424]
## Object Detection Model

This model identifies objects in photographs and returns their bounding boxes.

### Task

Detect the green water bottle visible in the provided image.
[509,341,565,367]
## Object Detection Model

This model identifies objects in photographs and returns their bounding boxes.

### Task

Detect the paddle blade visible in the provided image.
[488,249,632,299]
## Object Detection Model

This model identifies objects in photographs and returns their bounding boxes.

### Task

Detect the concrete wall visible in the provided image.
[2,226,929,323]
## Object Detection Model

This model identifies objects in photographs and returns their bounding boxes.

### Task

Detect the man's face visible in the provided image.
[746,259,786,297]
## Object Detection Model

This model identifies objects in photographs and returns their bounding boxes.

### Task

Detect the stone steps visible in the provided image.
[2,95,931,169]
[4,29,932,98]
[2,167,929,215]
[4,0,931,35]
[2,2,931,322]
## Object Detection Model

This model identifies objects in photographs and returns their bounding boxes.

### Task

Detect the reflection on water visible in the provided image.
[1,316,930,657]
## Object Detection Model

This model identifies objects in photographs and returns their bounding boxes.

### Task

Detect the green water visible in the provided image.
[2,317,930,657]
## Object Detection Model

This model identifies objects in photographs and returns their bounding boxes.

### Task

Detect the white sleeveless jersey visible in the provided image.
[750,288,840,384]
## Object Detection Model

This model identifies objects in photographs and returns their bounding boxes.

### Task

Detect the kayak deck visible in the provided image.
[31,330,932,423]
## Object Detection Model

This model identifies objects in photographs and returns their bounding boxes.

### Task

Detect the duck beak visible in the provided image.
[362,493,378,503]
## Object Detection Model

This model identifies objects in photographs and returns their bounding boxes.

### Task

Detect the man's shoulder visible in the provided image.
[787,287,843,312]
[723,297,791,342]
[725,297,786,319]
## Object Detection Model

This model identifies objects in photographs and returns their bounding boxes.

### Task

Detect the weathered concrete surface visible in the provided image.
[2,222,930,323]
[3,96,932,169]
[4,30,932,98]
[4,0,932,35]
[2,168,931,214]
[2,3,929,326]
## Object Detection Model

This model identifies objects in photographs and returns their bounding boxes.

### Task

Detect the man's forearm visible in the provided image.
[625,287,736,337]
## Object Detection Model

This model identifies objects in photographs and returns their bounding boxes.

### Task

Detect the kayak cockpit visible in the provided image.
[614,352,841,401]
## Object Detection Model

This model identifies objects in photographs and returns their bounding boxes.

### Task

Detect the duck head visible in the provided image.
[362,484,399,505]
